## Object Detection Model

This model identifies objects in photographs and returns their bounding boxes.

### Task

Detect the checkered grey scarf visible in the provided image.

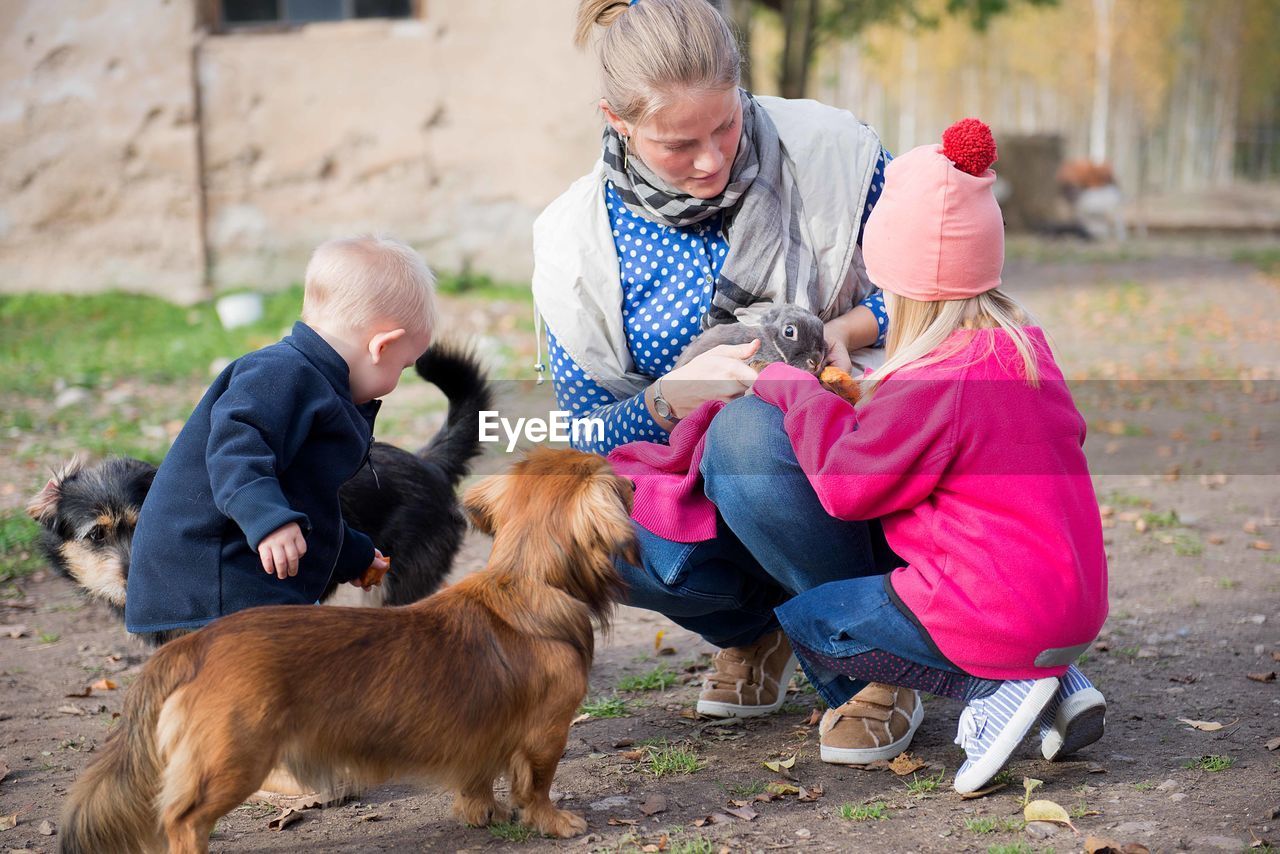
[602,89,819,329]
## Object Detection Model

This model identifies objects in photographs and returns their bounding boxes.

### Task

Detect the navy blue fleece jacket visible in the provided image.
[125,322,379,633]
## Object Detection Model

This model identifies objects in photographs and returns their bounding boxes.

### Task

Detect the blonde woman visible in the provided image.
[533,0,917,764]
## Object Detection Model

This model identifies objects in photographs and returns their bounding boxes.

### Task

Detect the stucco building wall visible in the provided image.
[0,1,601,302]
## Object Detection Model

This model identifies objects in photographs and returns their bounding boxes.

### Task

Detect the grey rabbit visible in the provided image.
[673,303,826,374]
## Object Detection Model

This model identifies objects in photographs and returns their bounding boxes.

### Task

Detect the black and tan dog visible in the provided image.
[59,448,635,853]
[28,343,492,644]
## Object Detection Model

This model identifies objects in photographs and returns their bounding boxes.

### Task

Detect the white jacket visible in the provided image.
[532,96,885,399]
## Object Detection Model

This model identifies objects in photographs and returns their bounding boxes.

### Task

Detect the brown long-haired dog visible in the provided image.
[59,448,636,853]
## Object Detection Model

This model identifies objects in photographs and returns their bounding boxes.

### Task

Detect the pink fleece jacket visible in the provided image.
[609,327,1108,680]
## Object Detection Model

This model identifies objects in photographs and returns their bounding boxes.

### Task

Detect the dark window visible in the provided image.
[221,0,413,27]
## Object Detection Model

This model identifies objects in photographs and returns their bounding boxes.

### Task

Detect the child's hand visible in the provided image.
[259,522,307,579]
[351,549,391,590]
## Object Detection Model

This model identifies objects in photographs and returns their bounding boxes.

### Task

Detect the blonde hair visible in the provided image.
[574,0,741,125]
[301,235,437,337]
[859,289,1042,404]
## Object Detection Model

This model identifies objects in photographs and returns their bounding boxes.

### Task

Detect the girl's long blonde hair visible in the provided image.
[859,289,1042,405]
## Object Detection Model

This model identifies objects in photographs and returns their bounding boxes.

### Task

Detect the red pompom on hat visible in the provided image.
[941,118,998,177]
[861,118,1005,301]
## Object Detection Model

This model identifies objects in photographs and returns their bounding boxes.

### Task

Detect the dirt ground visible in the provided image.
[2,241,1278,852]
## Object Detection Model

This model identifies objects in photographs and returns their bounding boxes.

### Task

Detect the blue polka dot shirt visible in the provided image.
[549,148,893,455]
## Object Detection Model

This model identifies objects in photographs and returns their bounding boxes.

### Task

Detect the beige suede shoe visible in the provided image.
[819,683,923,764]
[247,766,353,810]
[696,629,797,718]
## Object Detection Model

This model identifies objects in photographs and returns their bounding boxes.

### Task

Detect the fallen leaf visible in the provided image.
[1169,674,1199,684]
[1265,736,1280,751]
[765,782,800,796]
[1250,539,1273,551]
[1023,777,1045,803]
[1024,799,1077,832]
[37,820,54,836]
[1247,671,1277,683]
[1244,520,1260,534]
[762,754,797,773]
[639,795,667,816]
[607,817,638,826]
[0,625,27,639]
[570,713,591,726]
[707,812,733,825]
[641,845,660,853]
[65,687,92,698]
[959,779,1009,799]
[797,783,824,802]
[91,679,117,691]
[0,814,16,831]
[806,708,822,726]
[724,805,758,821]
[888,752,926,776]
[654,630,665,652]
[1086,763,1107,774]
[267,808,303,831]
[1207,534,1225,545]
[1178,718,1226,731]
[621,749,646,761]
[56,705,86,716]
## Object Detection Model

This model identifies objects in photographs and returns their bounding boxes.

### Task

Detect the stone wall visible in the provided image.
[0,0,207,300]
[0,1,602,302]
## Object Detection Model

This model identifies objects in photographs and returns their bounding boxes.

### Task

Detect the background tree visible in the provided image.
[732,0,1059,98]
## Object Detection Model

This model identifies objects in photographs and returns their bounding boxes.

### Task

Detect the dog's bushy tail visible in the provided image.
[60,643,197,854]
[414,342,493,485]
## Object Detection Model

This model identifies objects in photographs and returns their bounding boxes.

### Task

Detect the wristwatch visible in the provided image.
[653,378,680,423]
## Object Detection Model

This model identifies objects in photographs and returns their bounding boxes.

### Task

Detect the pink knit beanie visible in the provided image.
[863,118,1004,302]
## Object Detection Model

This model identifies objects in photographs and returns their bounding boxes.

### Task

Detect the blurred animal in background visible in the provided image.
[28,343,492,646]
[1057,159,1127,241]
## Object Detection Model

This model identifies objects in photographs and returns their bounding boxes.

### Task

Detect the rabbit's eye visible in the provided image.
[783,324,797,340]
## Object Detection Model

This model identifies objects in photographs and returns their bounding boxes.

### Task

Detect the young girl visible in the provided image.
[750,119,1109,793]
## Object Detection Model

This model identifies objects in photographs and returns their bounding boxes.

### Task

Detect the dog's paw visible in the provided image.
[451,793,507,827]
[528,808,587,839]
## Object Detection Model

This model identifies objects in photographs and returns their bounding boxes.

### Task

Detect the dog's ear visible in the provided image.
[462,474,508,535]
[26,455,86,526]
[567,471,639,568]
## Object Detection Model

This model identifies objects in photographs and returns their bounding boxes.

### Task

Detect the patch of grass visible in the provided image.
[488,820,535,842]
[904,769,946,797]
[1233,246,1280,276]
[37,631,60,644]
[1169,533,1203,556]
[667,837,716,854]
[1116,646,1141,659]
[725,779,766,797]
[1217,577,1239,590]
[1132,780,1156,791]
[1140,509,1179,529]
[0,289,308,397]
[436,271,534,303]
[0,510,43,585]
[1184,754,1234,772]
[989,770,1015,787]
[965,817,999,833]
[645,744,705,777]
[578,696,629,718]
[616,664,678,693]
[987,844,1035,854]
[839,801,889,822]
[1106,491,1151,508]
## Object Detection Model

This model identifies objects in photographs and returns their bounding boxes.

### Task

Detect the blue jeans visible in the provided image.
[614,396,896,651]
